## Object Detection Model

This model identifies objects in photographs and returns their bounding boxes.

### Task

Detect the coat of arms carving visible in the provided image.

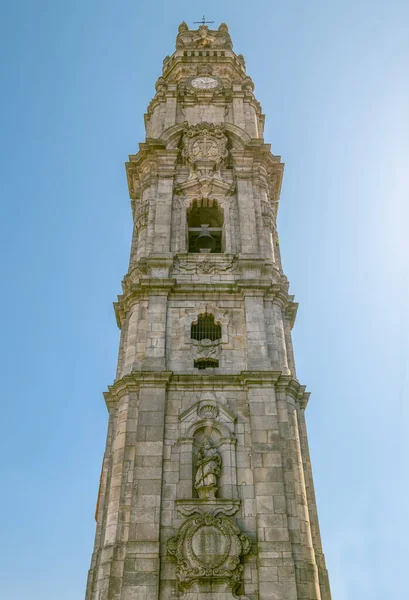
[183,122,228,166]
[167,512,251,592]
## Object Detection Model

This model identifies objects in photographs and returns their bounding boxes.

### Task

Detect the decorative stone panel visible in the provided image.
[167,511,251,593]
[173,253,238,275]
[182,122,228,166]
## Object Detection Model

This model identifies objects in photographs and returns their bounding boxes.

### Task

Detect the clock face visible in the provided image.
[191,76,219,90]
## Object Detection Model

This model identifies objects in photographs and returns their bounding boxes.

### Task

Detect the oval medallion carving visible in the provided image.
[167,512,251,592]
[191,524,229,567]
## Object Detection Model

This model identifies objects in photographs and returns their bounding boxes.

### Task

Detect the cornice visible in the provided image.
[144,94,166,120]
[127,127,281,178]
[231,146,284,201]
[114,278,176,328]
[179,89,229,108]
[274,375,310,408]
[114,273,297,329]
[162,54,246,82]
[236,278,272,294]
[103,371,310,409]
[168,374,244,389]
[240,371,282,386]
[264,285,298,328]
[139,277,176,293]
[145,64,264,131]
[126,147,178,201]
[104,371,173,409]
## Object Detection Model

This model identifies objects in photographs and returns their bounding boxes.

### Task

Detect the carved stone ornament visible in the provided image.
[167,512,251,592]
[183,122,228,166]
[194,438,222,500]
[261,198,275,221]
[196,64,213,77]
[197,258,216,274]
[198,404,219,420]
[173,254,238,276]
[134,198,149,231]
[194,339,221,361]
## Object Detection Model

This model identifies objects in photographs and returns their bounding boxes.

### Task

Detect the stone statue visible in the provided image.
[194,438,222,499]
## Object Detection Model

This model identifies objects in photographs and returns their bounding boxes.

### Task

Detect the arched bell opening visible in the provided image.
[186,200,224,253]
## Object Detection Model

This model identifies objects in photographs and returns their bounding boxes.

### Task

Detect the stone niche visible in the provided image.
[177,393,238,500]
[167,393,251,600]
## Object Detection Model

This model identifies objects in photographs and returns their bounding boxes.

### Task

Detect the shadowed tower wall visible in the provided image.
[85,21,332,600]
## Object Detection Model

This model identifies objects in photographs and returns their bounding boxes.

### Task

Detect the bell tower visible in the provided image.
[85,21,332,600]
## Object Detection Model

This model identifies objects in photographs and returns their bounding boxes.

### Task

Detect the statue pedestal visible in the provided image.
[175,582,245,600]
[175,498,241,517]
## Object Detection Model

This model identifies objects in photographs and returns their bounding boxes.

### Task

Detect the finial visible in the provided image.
[193,15,215,26]
[178,21,188,32]
[237,54,246,68]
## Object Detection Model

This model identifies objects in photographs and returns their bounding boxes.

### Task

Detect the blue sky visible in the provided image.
[0,1,408,598]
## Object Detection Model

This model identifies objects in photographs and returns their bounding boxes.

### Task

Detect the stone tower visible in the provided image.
[85,21,332,600]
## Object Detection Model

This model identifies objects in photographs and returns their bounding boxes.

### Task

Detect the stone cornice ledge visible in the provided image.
[114,278,297,328]
[104,372,310,409]
[240,371,282,385]
[114,279,176,327]
[104,371,173,409]
[275,374,310,408]
[139,278,176,293]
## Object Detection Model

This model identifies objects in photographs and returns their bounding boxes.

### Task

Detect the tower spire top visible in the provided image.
[193,15,215,26]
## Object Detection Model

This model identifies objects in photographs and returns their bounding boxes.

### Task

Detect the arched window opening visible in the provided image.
[194,358,219,370]
[191,313,222,342]
[187,201,224,253]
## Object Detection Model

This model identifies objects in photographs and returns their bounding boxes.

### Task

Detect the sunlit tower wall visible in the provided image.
[85,21,332,600]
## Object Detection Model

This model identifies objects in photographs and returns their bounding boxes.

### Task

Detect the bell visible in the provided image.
[195,224,216,253]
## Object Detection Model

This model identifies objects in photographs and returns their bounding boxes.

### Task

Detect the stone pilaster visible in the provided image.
[123,373,171,600]
[164,85,178,130]
[152,152,178,254]
[86,413,115,600]
[244,373,299,600]
[86,383,139,600]
[239,284,272,371]
[297,405,332,600]
[284,313,297,377]
[276,379,322,600]
[122,301,140,374]
[273,223,283,272]
[141,280,175,371]
[233,155,259,254]
[144,175,159,258]
[232,85,246,129]
[272,299,291,374]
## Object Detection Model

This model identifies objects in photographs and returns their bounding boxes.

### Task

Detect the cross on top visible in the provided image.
[193,15,215,26]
